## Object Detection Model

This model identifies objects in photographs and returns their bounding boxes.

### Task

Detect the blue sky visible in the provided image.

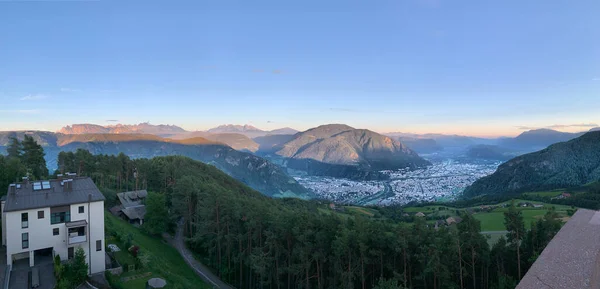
[0,0,599,137]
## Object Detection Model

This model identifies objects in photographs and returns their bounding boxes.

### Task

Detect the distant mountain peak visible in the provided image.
[58,123,187,136]
[208,124,264,132]
[275,124,429,172]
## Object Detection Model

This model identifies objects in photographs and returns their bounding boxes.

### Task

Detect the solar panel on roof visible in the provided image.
[33,182,42,191]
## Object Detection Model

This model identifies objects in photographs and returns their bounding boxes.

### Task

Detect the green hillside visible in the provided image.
[464,131,600,197]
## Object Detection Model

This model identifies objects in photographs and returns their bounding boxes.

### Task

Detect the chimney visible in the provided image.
[22,177,29,187]
[9,184,16,195]
[64,179,73,192]
[57,174,63,181]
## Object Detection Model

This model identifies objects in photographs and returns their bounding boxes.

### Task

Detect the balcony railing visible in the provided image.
[68,234,87,245]
[65,219,88,245]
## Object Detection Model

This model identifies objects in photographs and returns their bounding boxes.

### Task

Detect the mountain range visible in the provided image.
[58,123,298,152]
[206,124,298,138]
[463,131,600,197]
[386,127,600,156]
[59,123,187,137]
[0,131,311,199]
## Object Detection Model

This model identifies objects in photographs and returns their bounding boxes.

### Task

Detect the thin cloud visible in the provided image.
[20,94,47,101]
[267,120,274,123]
[60,88,81,92]
[252,69,264,73]
[272,69,283,74]
[0,109,41,114]
[516,123,598,130]
[593,77,600,81]
[515,126,537,130]
[548,123,598,129]
[106,119,119,122]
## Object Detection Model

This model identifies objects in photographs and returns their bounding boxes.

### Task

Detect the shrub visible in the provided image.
[53,255,63,279]
[129,245,140,257]
[64,248,88,286]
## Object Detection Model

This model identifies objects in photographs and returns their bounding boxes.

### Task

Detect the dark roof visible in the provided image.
[121,206,146,220]
[517,209,600,289]
[3,177,105,212]
[117,190,147,208]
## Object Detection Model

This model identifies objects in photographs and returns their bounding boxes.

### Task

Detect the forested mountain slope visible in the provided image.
[58,154,556,289]
[464,131,600,197]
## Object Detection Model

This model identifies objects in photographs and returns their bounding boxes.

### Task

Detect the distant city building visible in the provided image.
[1,175,106,275]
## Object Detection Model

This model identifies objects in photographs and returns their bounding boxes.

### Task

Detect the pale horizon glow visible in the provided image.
[1,1,598,137]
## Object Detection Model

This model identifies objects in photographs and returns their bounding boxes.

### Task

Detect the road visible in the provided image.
[171,220,233,289]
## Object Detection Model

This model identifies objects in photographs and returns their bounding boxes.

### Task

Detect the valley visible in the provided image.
[295,156,501,205]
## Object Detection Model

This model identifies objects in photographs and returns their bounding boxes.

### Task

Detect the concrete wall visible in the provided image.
[3,201,105,274]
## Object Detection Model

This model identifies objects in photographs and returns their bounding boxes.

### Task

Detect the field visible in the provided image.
[522,190,563,198]
[345,206,377,217]
[104,213,210,289]
[405,198,574,232]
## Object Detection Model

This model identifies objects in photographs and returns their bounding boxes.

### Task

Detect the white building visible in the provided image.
[1,176,106,275]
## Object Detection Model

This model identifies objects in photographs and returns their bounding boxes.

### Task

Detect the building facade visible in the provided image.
[1,176,105,275]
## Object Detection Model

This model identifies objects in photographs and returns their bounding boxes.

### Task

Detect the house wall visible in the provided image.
[1,200,6,246]
[4,201,105,274]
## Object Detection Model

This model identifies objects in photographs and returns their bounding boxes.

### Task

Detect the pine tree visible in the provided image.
[142,192,168,235]
[504,200,525,280]
[21,135,48,180]
[6,137,22,159]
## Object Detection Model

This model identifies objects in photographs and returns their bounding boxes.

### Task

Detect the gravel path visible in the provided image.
[171,220,233,289]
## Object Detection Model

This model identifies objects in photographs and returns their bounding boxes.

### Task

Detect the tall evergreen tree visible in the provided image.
[142,191,168,235]
[504,200,525,280]
[6,137,22,159]
[21,135,48,179]
[0,155,27,195]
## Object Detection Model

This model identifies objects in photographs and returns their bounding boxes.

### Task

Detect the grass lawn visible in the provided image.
[474,212,506,231]
[474,208,568,231]
[105,213,211,289]
[345,206,376,217]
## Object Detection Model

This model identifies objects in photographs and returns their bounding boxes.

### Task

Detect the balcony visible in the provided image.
[65,220,88,245]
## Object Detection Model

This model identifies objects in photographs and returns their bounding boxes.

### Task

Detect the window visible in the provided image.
[21,213,28,228]
[51,212,70,224]
[78,206,84,214]
[96,240,102,251]
[38,210,44,219]
[50,206,71,224]
[68,247,74,259]
[53,228,59,236]
[68,227,85,237]
[22,233,28,249]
